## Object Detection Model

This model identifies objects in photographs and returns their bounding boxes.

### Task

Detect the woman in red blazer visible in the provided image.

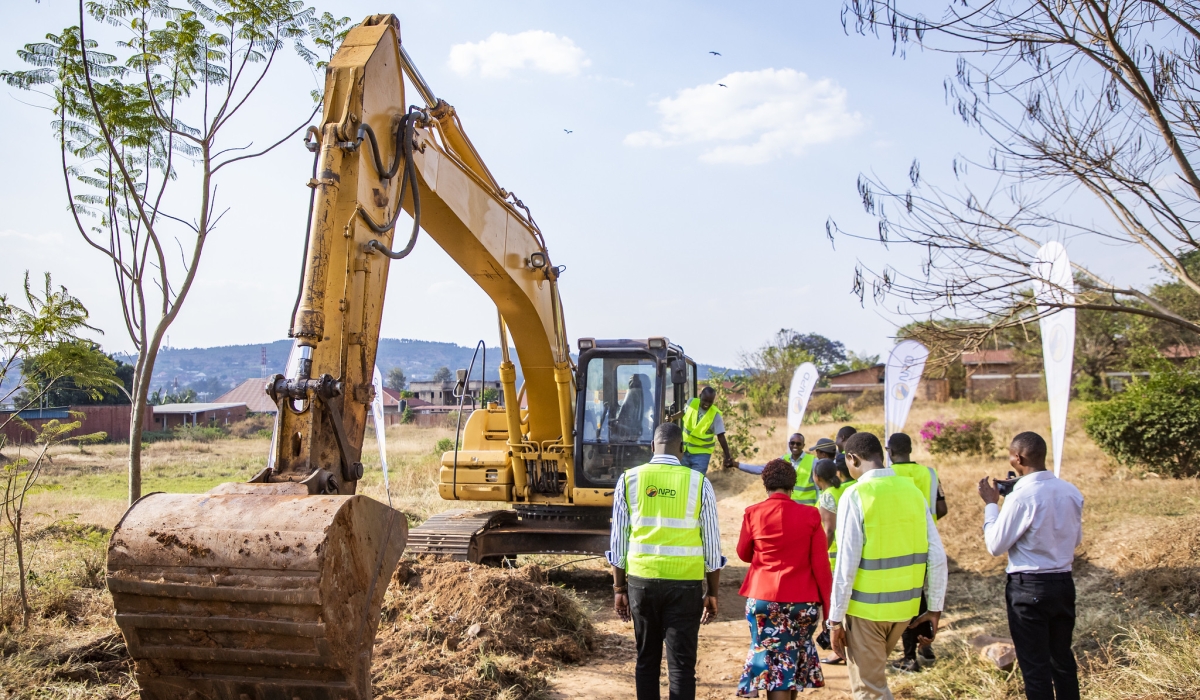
[736,459,832,698]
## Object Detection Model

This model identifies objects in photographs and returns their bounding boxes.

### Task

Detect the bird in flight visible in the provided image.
[563,129,573,134]
[718,83,727,88]
[709,51,721,56]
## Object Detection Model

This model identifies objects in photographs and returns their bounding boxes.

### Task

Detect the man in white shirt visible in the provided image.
[828,433,948,700]
[978,431,1083,700]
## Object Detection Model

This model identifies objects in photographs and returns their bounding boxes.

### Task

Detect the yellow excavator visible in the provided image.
[106,14,697,699]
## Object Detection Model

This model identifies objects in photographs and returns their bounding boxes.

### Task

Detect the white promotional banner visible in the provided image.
[787,362,820,432]
[885,340,929,441]
[371,366,393,506]
[1034,241,1076,477]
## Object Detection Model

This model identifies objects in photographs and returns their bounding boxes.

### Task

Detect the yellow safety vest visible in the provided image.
[681,398,719,455]
[823,478,855,564]
[784,452,818,506]
[892,461,938,521]
[625,462,706,580]
[846,475,929,621]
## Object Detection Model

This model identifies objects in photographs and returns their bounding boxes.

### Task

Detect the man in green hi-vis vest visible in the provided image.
[886,432,950,672]
[609,422,725,700]
[784,433,819,506]
[674,386,733,474]
[827,433,947,700]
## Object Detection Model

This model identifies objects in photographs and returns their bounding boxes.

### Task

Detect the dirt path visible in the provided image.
[547,471,852,699]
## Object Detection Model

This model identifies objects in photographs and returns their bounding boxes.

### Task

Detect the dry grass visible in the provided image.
[1,401,1196,699]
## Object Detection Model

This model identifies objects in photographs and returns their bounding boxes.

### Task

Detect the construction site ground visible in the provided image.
[1,401,1198,699]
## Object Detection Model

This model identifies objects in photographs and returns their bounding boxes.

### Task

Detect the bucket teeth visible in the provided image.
[107,488,407,700]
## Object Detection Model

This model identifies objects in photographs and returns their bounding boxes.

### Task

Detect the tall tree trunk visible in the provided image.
[14,510,28,629]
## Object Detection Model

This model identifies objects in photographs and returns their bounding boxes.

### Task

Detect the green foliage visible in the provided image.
[705,372,762,461]
[829,404,855,422]
[150,387,197,404]
[386,366,407,392]
[401,406,414,424]
[1,273,115,418]
[739,330,817,417]
[920,417,997,456]
[435,437,455,454]
[432,366,453,383]
[829,350,882,375]
[481,387,500,404]
[1084,363,1200,477]
[171,425,227,443]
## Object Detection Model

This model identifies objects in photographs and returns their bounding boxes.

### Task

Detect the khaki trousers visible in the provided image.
[844,615,908,700]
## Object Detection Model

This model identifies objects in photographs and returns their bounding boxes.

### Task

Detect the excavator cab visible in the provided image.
[574,338,696,488]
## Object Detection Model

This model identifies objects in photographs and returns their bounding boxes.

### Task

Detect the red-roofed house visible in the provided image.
[216,378,278,413]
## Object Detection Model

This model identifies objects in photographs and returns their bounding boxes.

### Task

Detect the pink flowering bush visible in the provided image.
[920,417,996,456]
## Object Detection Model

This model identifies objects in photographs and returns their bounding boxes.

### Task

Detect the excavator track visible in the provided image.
[107,484,407,700]
[406,508,610,564]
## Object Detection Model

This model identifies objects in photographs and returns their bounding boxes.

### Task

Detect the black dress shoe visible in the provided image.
[919,645,936,661]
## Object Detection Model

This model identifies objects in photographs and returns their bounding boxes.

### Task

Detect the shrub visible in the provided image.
[1084,363,1200,477]
[829,404,855,422]
[920,417,997,456]
[173,424,227,442]
[850,389,884,409]
[435,437,456,454]
[228,413,274,438]
[807,394,847,416]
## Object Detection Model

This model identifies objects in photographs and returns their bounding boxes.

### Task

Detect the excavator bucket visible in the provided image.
[106,483,407,700]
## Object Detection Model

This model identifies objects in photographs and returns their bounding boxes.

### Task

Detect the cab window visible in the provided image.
[580,356,658,484]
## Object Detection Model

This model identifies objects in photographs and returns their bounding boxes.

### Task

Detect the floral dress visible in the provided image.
[737,599,824,697]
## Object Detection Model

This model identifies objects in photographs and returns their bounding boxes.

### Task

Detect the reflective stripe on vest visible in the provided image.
[682,398,718,454]
[846,475,929,622]
[785,452,818,506]
[825,479,855,558]
[892,462,938,520]
[626,463,705,580]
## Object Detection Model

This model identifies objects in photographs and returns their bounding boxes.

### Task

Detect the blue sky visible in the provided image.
[1,1,998,367]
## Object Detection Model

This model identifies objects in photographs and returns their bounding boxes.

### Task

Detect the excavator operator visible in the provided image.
[673,386,734,474]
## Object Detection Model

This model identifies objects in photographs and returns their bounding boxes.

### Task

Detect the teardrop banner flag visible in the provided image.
[787,362,819,432]
[1034,241,1076,477]
[371,366,393,506]
[885,340,929,442]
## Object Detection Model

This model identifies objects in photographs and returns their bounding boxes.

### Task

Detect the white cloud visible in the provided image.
[448,31,590,79]
[624,68,864,165]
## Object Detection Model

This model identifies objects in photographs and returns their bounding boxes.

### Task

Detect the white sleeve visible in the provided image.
[923,510,948,612]
[828,490,863,622]
[712,412,725,434]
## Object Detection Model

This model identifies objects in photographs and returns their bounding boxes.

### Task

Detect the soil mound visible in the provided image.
[372,559,596,699]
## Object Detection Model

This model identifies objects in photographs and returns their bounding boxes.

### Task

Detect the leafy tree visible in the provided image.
[1,2,350,504]
[829,350,881,376]
[19,343,131,406]
[739,331,816,417]
[149,387,196,405]
[431,366,452,383]
[386,366,407,392]
[703,372,762,462]
[1084,362,1200,477]
[779,331,847,374]
[1,274,118,430]
[836,1,1200,346]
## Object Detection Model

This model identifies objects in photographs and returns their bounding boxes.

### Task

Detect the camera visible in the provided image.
[995,471,1019,497]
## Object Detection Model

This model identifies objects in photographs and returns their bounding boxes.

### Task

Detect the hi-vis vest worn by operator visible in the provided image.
[785,452,818,506]
[824,478,856,564]
[891,461,939,521]
[682,398,719,455]
[846,475,929,621]
[625,462,706,581]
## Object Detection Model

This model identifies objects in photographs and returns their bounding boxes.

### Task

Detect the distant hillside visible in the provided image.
[114,339,736,401]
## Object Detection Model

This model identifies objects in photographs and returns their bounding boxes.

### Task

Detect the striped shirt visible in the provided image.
[606,454,726,573]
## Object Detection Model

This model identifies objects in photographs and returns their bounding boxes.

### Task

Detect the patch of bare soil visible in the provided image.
[372,559,596,699]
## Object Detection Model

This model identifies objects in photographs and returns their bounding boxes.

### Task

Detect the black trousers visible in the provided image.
[902,593,931,658]
[1006,573,1080,700]
[628,576,704,700]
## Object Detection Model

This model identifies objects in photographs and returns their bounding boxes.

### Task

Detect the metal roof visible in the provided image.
[215,378,278,413]
[152,402,246,414]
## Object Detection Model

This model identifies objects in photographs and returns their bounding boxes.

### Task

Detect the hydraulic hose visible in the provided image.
[288,127,322,337]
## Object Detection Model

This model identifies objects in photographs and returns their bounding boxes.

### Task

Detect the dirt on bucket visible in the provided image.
[372,559,596,699]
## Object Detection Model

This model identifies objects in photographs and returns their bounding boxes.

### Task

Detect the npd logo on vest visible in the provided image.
[646,485,677,498]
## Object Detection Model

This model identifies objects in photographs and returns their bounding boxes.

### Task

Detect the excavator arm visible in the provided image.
[105,15,574,700]
[268,13,575,501]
